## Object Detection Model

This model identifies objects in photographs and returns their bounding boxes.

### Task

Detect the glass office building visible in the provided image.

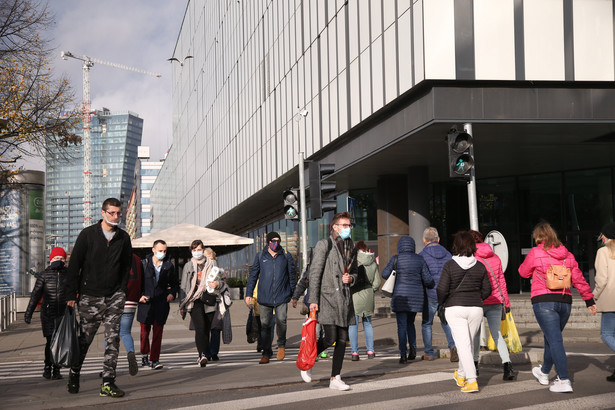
[153,1,615,290]
[46,109,142,252]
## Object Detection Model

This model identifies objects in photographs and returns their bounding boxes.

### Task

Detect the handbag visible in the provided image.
[246,309,259,343]
[50,306,80,368]
[480,258,506,321]
[296,311,318,371]
[200,291,218,306]
[545,253,571,294]
[437,272,468,326]
[381,255,398,297]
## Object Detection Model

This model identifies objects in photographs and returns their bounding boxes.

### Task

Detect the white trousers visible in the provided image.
[445,306,483,383]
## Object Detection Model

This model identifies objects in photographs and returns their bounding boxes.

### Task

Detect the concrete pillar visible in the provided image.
[377,175,409,272]
[408,166,430,253]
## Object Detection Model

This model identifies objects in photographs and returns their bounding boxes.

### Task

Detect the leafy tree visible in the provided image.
[0,0,80,178]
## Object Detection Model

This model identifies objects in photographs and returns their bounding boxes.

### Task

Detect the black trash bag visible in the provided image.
[246,309,259,344]
[50,306,80,368]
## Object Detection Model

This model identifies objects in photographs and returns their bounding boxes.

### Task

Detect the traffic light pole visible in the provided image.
[464,122,479,231]
[298,152,309,270]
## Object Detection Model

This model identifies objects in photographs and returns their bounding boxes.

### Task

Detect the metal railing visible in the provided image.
[0,292,17,332]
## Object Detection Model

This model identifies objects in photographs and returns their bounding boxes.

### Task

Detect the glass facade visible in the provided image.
[46,110,142,251]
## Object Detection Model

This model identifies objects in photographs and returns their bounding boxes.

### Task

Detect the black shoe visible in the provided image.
[43,365,52,380]
[100,382,125,398]
[151,361,163,370]
[450,346,459,362]
[503,362,517,380]
[67,371,80,394]
[399,354,408,364]
[52,366,62,380]
[474,361,479,376]
[211,354,219,361]
[141,355,150,367]
[408,346,416,361]
[127,351,138,376]
[607,370,615,382]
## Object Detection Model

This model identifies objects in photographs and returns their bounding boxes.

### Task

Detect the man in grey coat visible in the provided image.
[300,212,358,391]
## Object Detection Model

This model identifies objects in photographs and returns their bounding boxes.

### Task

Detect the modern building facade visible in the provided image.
[129,146,165,239]
[46,108,142,251]
[153,0,615,291]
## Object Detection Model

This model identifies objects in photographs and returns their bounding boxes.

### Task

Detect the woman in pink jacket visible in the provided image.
[469,230,516,381]
[519,221,596,393]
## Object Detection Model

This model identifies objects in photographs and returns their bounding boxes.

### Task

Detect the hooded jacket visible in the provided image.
[475,242,510,308]
[519,243,595,306]
[437,256,492,308]
[352,250,381,318]
[381,236,434,313]
[419,242,452,300]
[246,245,296,307]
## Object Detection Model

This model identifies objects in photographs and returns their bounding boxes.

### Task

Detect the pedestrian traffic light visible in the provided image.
[283,189,300,220]
[447,128,474,179]
[309,162,336,219]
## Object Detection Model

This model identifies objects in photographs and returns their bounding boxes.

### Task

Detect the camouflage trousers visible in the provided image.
[72,290,125,382]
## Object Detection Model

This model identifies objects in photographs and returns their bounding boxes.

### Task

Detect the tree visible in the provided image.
[0,0,80,178]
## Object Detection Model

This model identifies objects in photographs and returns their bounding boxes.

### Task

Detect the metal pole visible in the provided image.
[298,152,309,270]
[464,122,479,231]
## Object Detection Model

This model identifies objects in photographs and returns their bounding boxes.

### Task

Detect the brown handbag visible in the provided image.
[545,253,571,294]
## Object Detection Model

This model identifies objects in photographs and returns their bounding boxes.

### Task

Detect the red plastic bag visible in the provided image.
[296,311,318,371]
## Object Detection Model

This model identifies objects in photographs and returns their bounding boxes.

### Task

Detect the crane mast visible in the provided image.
[61,51,161,228]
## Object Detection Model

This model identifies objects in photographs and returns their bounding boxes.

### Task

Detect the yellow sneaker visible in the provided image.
[453,370,466,387]
[461,380,479,393]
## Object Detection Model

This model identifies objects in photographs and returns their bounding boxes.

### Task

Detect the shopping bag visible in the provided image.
[296,311,318,371]
[50,306,80,368]
[487,311,523,353]
[246,309,259,343]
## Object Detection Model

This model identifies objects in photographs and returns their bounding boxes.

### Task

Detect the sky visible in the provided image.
[21,0,188,170]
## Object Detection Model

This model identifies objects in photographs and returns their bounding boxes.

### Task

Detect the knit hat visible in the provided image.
[266,231,281,243]
[49,247,67,261]
[601,223,615,240]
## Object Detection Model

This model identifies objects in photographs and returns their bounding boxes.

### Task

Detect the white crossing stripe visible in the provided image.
[510,392,615,410]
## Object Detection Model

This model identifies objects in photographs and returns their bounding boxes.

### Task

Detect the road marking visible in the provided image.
[510,392,615,409]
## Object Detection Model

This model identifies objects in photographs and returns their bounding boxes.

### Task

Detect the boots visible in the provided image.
[52,366,62,380]
[503,361,518,380]
[607,369,615,382]
[43,365,52,380]
[474,361,479,376]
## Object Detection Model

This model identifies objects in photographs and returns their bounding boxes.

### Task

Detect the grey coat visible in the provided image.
[308,235,358,327]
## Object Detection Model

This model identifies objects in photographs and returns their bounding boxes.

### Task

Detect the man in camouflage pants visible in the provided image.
[65,198,132,397]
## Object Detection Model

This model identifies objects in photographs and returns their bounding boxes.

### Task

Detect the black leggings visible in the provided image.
[45,336,53,367]
[317,325,348,378]
[190,300,215,357]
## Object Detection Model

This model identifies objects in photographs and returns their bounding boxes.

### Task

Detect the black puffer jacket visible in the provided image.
[25,264,68,337]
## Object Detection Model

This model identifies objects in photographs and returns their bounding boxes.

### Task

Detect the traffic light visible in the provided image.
[309,162,336,219]
[447,128,474,179]
[283,189,300,220]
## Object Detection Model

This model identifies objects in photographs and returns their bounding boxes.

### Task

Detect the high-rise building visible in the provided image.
[155,1,615,290]
[128,146,164,239]
[46,108,142,251]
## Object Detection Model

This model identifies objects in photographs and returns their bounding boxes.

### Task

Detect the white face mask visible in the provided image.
[155,252,166,260]
[192,250,204,260]
[104,216,119,226]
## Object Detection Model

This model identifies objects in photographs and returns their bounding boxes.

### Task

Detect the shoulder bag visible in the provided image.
[381,255,398,297]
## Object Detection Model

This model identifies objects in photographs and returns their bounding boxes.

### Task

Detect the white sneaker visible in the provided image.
[300,369,312,383]
[329,375,350,391]
[532,366,549,385]
[549,377,573,393]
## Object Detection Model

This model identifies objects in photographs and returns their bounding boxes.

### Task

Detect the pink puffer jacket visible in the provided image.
[518,243,594,301]
[475,242,510,308]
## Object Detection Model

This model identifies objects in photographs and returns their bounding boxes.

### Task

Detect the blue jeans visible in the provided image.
[601,312,615,352]
[259,303,288,357]
[206,329,221,358]
[119,311,135,353]
[349,315,374,354]
[533,301,571,380]
[395,311,417,355]
[473,304,510,363]
[422,297,455,356]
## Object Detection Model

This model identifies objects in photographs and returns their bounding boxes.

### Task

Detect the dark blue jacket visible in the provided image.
[137,254,179,325]
[419,242,452,300]
[382,236,434,312]
[246,245,296,307]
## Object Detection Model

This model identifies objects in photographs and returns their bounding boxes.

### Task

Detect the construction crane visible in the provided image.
[60,50,161,227]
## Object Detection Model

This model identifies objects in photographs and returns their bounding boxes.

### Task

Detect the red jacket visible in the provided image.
[475,242,510,308]
[519,243,594,302]
[124,254,143,313]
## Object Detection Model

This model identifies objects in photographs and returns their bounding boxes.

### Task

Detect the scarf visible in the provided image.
[180,257,215,311]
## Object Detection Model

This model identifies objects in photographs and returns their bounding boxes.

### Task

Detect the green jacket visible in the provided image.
[352,250,380,317]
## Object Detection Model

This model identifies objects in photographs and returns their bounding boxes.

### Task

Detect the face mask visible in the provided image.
[155,252,166,260]
[339,228,351,239]
[49,260,65,270]
[269,242,279,251]
[104,216,119,226]
[192,250,204,260]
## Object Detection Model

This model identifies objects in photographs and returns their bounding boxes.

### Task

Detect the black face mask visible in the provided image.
[49,260,65,270]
